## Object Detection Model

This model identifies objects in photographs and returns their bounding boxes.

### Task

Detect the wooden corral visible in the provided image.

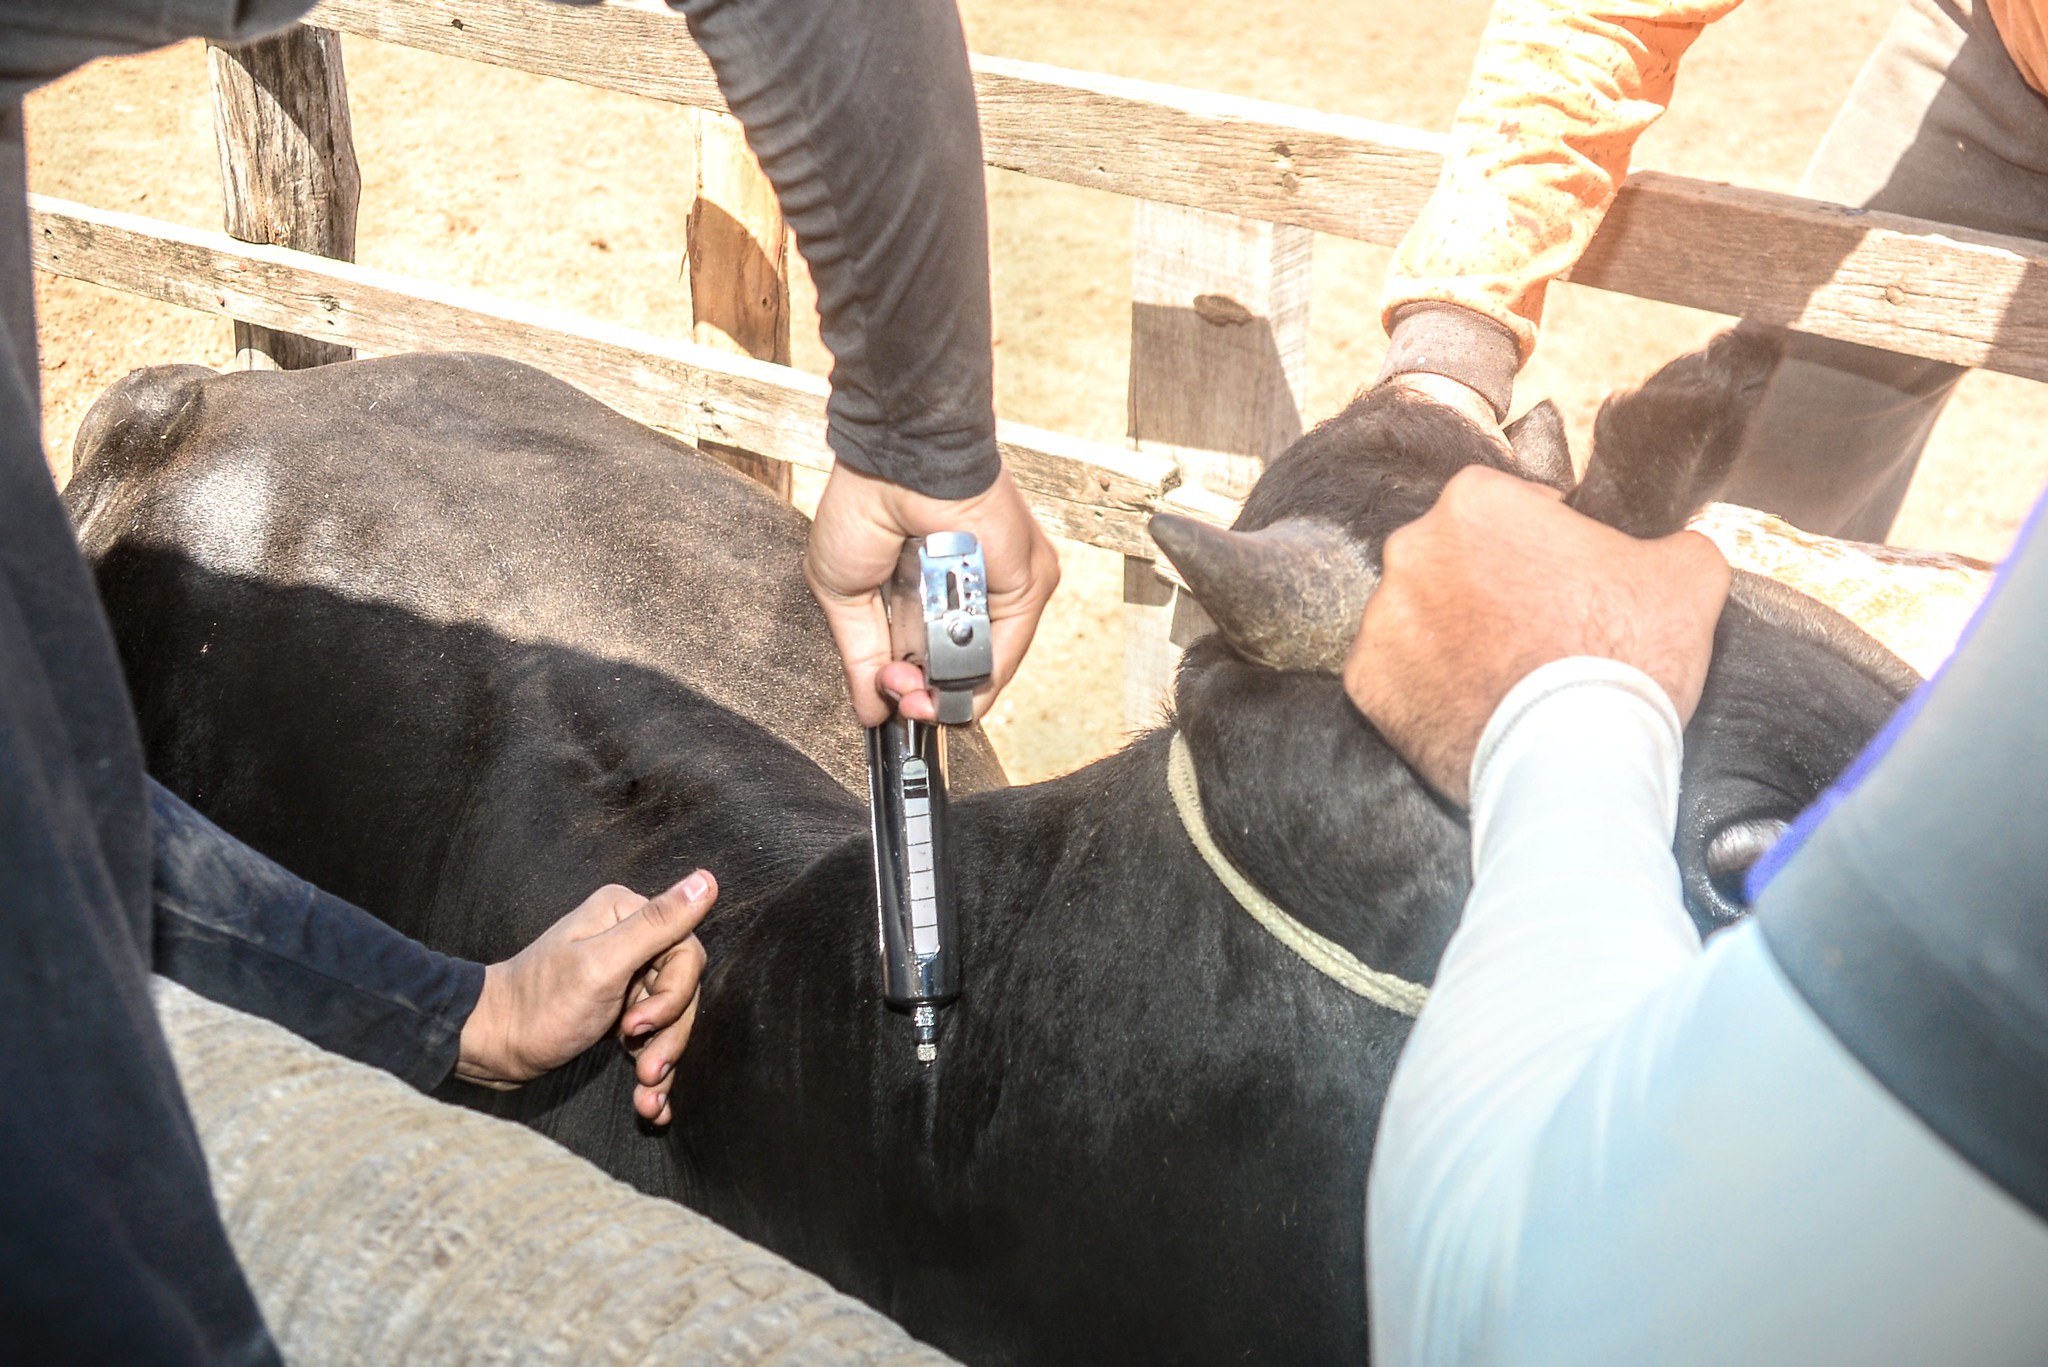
[30,0,2048,725]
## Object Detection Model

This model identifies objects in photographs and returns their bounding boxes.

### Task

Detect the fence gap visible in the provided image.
[689,109,793,501]
[1122,202,1312,729]
[207,28,360,370]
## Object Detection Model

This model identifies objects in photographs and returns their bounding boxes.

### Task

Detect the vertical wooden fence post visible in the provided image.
[207,27,360,370]
[1122,202,1312,729]
[689,109,794,500]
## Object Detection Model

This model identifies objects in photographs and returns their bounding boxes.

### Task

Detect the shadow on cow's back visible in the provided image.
[64,352,1006,798]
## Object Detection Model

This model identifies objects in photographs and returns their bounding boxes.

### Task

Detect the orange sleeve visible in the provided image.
[1382,0,1746,362]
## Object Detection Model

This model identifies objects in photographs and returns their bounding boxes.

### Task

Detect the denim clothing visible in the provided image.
[151,780,485,1094]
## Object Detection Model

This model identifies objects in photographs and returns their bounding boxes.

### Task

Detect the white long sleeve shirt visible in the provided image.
[1366,657,2048,1367]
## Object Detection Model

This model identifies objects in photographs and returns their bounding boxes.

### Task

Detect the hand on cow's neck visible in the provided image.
[1172,641,1469,984]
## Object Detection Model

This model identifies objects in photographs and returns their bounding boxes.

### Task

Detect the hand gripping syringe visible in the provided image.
[867,533,991,1066]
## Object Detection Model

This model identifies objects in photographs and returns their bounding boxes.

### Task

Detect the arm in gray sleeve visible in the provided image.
[667,0,998,498]
[149,778,484,1091]
[10,0,999,496]
[0,0,318,104]
[1367,657,2048,1367]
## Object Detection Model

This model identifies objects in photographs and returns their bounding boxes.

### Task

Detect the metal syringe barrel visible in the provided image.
[869,534,988,1066]
[867,715,959,1064]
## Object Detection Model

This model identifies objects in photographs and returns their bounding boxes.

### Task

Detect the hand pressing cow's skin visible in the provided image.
[455,872,718,1126]
[1345,465,1730,805]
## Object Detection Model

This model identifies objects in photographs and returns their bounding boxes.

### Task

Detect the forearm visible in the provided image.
[1380,0,1739,412]
[1485,922,2048,1367]
[1368,651,2048,1366]
[1399,658,1699,1110]
[667,0,998,498]
[148,780,483,1091]
[1368,657,1699,1362]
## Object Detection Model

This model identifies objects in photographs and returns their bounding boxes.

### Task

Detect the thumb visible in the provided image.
[597,870,717,975]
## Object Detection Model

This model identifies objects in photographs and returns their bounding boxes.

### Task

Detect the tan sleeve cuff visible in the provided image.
[1376,303,1521,422]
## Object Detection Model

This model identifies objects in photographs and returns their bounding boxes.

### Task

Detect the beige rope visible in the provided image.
[1167,732,1430,1017]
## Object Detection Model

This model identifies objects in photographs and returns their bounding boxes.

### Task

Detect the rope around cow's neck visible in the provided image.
[1166,732,1430,1018]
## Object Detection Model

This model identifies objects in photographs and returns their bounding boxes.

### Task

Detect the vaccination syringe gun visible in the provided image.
[867,533,992,1066]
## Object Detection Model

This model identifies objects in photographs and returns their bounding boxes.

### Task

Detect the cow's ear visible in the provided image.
[1568,328,1783,539]
[1502,400,1573,492]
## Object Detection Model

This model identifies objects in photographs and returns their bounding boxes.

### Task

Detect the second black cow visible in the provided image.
[68,335,1909,1365]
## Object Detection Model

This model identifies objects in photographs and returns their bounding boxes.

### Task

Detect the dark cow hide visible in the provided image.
[66,341,1908,1366]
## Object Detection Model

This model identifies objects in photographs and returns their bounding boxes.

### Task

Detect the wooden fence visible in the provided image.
[32,0,2048,726]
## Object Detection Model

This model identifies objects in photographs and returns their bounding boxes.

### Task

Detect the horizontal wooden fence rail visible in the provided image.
[309,0,2048,387]
[31,196,1176,557]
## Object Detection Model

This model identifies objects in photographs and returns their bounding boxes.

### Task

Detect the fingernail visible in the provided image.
[659,1059,673,1081]
[681,870,710,901]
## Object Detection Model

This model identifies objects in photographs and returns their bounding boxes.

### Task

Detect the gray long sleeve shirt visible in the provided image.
[671,0,1000,498]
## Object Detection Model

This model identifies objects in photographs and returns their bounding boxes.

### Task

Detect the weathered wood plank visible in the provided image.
[31,196,1175,557]
[690,111,789,366]
[307,0,2048,383]
[312,0,726,108]
[208,26,361,369]
[690,108,793,500]
[305,0,1437,244]
[1128,203,1311,500]
[1121,203,1311,729]
[971,60,1438,246]
[1569,171,2048,382]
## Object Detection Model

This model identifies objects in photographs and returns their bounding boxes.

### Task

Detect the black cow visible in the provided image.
[66,338,1908,1366]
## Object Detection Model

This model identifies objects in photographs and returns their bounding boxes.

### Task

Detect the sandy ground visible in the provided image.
[26,0,2048,782]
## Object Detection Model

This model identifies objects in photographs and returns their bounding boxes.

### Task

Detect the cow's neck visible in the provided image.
[1171,642,1470,985]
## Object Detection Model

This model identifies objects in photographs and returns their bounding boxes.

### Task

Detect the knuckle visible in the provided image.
[1443,464,1498,514]
[1442,464,1485,499]
[1381,523,1419,573]
[665,944,708,990]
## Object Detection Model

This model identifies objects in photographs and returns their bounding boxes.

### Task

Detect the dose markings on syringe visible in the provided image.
[902,793,940,953]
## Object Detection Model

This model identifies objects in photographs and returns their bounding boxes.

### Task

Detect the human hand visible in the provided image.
[806,462,1060,726]
[1343,465,1730,805]
[456,871,717,1126]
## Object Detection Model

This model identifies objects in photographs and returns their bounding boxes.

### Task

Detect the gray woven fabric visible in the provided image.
[155,979,959,1367]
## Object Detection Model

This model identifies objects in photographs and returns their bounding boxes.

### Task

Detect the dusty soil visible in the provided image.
[27,0,2048,782]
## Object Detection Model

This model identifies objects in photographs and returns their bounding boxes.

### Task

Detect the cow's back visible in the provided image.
[66,353,1002,798]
